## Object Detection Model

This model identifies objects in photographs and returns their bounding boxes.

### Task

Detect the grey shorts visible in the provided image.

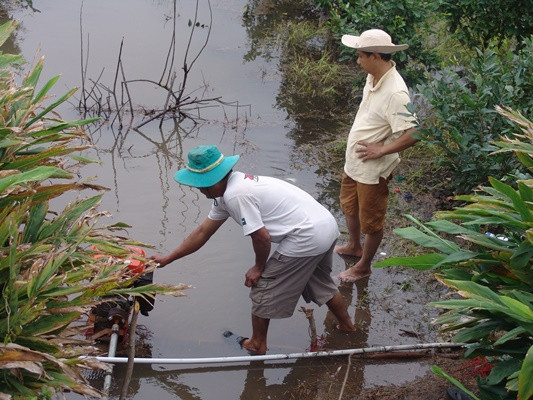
[249,242,339,319]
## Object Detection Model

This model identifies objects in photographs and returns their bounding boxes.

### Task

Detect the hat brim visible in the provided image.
[174,155,239,188]
[341,35,408,53]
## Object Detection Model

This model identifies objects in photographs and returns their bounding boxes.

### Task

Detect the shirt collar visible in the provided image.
[368,61,396,91]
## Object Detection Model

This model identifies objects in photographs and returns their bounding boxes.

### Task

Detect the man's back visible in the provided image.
[209,172,339,256]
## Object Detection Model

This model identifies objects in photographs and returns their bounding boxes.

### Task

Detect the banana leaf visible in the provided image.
[0,166,70,193]
[489,177,533,221]
[519,345,533,400]
[393,226,460,253]
[0,21,17,47]
[374,252,446,269]
[22,312,81,336]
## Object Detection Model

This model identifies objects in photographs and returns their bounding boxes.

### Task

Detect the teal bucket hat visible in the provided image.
[174,145,240,188]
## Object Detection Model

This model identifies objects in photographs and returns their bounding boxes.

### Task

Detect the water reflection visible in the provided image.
[239,276,371,399]
[79,270,372,400]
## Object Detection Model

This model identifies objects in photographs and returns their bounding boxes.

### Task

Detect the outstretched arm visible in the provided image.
[357,128,418,161]
[244,226,271,287]
[151,217,226,268]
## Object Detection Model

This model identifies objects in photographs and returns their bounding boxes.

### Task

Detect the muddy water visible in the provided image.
[6,1,442,398]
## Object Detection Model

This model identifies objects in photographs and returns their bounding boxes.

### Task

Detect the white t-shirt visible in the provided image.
[344,63,416,184]
[208,172,339,257]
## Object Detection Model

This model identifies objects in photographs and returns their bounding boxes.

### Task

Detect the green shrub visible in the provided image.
[312,0,440,85]
[375,107,533,400]
[438,0,533,51]
[415,38,533,194]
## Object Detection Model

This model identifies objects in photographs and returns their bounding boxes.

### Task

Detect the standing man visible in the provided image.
[152,145,356,355]
[335,29,418,283]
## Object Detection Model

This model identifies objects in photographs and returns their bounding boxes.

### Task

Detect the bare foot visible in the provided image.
[336,323,357,332]
[334,243,362,257]
[241,338,266,355]
[337,266,371,283]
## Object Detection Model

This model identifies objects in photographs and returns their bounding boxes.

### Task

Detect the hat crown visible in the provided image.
[359,29,393,47]
[341,28,408,53]
[175,145,239,187]
[187,145,223,172]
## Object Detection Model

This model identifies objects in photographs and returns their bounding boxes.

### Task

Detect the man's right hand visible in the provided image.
[150,254,170,268]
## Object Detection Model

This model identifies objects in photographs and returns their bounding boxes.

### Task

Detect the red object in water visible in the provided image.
[91,245,146,275]
[125,247,146,275]
[309,335,329,352]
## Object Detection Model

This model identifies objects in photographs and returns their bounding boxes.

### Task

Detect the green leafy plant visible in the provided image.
[415,38,533,194]
[438,0,533,51]
[375,107,533,399]
[312,0,440,85]
[0,20,188,399]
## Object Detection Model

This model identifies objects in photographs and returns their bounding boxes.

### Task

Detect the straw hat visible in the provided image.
[174,145,239,188]
[341,29,408,53]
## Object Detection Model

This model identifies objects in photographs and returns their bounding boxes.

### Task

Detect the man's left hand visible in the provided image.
[356,140,384,161]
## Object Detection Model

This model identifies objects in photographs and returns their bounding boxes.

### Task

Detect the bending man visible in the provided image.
[152,145,356,355]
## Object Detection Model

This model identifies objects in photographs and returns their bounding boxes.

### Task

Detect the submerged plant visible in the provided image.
[0,20,188,398]
[375,107,533,400]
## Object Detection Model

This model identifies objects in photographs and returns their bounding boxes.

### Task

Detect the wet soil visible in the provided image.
[279,354,479,400]
[350,356,479,400]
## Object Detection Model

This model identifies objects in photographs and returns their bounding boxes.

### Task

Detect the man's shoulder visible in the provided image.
[225,172,261,199]
[228,171,262,188]
[383,68,409,92]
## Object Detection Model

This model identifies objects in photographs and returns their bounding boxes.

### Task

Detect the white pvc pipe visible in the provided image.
[89,342,465,365]
[102,324,120,398]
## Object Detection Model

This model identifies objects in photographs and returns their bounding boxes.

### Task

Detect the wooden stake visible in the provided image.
[119,301,140,400]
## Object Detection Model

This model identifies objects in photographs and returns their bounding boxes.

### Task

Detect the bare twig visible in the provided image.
[159,72,177,128]
[176,0,212,103]
[159,0,177,86]
[119,59,134,120]
[112,39,125,128]
[84,68,105,112]
[338,355,352,400]
[79,1,85,109]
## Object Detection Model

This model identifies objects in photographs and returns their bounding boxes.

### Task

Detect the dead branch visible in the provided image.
[77,0,248,130]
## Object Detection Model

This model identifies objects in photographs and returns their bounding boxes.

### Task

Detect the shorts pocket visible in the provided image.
[250,277,270,305]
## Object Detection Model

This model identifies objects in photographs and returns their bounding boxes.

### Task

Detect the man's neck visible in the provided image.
[371,61,394,86]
